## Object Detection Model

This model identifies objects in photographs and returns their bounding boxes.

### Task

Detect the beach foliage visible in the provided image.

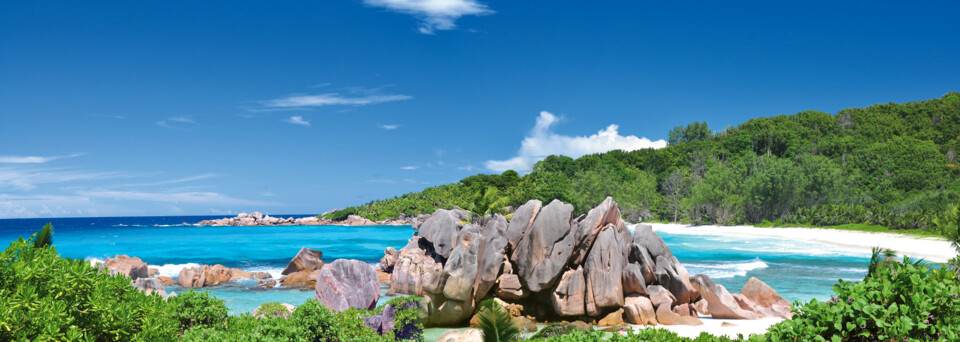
[764,257,960,341]
[0,225,425,341]
[336,92,960,236]
[475,299,520,342]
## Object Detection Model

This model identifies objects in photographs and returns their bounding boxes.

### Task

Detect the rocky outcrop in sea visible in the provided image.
[379,197,794,327]
[194,212,411,226]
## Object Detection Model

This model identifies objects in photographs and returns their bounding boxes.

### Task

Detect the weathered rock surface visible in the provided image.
[157,276,176,286]
[738,277,793,319]
[314,259,380,312]
[281,269,320,288]
[417,209,470,259]
[550,267,586,316]
[376,196,791,327]
[514,200,576,292]
[583,225,627,316]
[177,264,271,288]
[495,273,526,300]
[363,300,420,340]
[597,308,624,326]
[105,255,149,280]
[195,212,410,226]
[623,295,657,325]
[281,247,324,275]
[133,278,167,297]
[691,274,757,320]
[504,200,542,251]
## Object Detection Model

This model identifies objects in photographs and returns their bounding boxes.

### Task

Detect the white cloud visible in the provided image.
[263,93,412,109]
[0,153,84,164]
[286,116,311,126]
[363,0,494,34]
[485,111,668,173]
[0,166,121,192]
[367,179,397,184]
[400,166,418,170]
[76,190,272,206]
[157,116,195,129]
[379,124,400,130]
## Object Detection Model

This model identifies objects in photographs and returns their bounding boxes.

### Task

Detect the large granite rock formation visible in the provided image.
[195,212,411,226]
[314,259,380,312]
[280,247,324,288]
[379,197,791,327]
[104,255,149,280]
[177,264,271,288]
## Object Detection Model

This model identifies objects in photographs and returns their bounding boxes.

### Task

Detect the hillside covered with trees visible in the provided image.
[327,93,960,233]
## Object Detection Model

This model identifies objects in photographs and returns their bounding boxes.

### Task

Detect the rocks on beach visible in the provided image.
[104,255,149,280]
[279,247,324,288]
[177,264,271,288]
[194,212,411,227]
[379,197,794,328]
[314,259,381,312]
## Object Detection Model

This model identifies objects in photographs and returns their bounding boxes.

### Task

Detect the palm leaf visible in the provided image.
[31,223,54,249]
[867,246,896,278]
[476,300,519,342]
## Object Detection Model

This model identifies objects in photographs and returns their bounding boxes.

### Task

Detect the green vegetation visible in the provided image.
[476,300,520,342]
[333,93,960,235]
[0,225,424,341]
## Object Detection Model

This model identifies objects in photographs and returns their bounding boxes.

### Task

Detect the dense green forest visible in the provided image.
[328,93,960,233]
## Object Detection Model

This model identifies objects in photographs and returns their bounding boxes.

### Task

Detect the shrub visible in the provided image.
[765,258,960,341]
[167,290,230,331]
[0,234,179,341]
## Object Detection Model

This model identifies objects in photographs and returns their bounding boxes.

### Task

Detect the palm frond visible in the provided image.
[31,223,54,249]
[867,246,896,278]
[476,300,520,342]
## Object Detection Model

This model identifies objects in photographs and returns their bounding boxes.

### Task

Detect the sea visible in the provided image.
[0,216,870,315]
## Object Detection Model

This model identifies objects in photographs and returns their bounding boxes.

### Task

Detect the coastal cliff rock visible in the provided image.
[177,264,271,288]
[737,277,793,319]
[378,197,791,327]
[513,200,576,293]
[314,259,380,312]
[195,212,411,226]
[133,278,167,297]
[281,247,324,275]
[104,255,149,280]
[690,274,758,320]
[279,247,324,288]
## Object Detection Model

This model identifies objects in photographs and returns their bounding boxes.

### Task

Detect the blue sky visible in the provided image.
[2,1,959,218]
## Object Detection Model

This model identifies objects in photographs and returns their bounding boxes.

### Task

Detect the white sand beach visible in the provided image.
[643,223,957,263]
[619,222,957,338]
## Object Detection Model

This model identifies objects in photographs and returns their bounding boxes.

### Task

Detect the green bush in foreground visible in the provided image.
[0,225,424,341]
[765,258,960,341]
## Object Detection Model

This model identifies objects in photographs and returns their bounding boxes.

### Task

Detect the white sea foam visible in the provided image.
[685,258,769,279]
[242,266,286,280]
[85,256,105,267]
[150,263,202,278]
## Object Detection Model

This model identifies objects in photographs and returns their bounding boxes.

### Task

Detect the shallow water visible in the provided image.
[0,216,869,314]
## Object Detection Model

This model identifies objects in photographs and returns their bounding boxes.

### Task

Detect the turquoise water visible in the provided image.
[0,216,869,314]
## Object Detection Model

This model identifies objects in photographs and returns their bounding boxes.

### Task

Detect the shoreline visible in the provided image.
[644,223,956,263]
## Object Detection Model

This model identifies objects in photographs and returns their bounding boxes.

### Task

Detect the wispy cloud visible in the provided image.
[0,166,122,192]
[263,93,412,109]
[157,117,195,129]
[119,173,218,187]
[363,0,494,34]
[486,111,668,173]
[0,153,84,164]
[76,190,274,206]
[89,114,126,119]
[379,124,400,130]
[366,178,397,184]
[400,166,418,170]
[285,116,311,127]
